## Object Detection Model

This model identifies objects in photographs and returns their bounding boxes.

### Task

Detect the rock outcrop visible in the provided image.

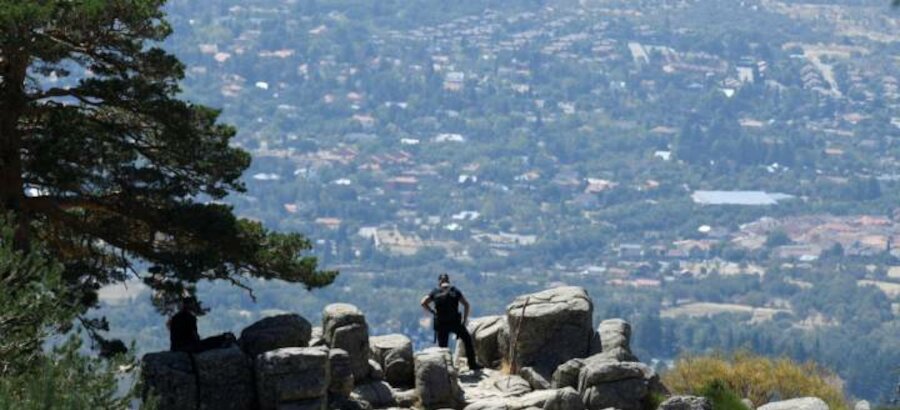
[758,397,829,410]
[141,286,831,410]
[369,334,415,388]
[323,303,372,381]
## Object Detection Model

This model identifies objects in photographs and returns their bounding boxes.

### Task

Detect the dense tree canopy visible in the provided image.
[0,0,335,318]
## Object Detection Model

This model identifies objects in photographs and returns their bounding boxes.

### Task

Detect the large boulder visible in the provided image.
[193,346,255,410]
[577,359,659,410]
[240,314,313,358]
[323,304,371,381]
[369,334,415,388]
[597,319,632,355]
[142,347,255,410]
[551,359,585,390]
[415,347,465,410]
[456,316,505,369]
[500,287,595,378]
[553,343,640,393]
[256,347,329,410]
[757,397,829,410]
[657,396,713,410]
[351,380,396,408]
[142,351,198,410]
[329,348,355,397]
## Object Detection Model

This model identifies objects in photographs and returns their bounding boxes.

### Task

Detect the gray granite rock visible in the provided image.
[370,334,414,387]
[324,304,371,381]
[501,287,595,377]
[757,397,829,410]
[256,347,329,410]
[415,347,465,410]
[240,314,313,358]
[194,346,255,410]
[141,351,197,410]
[657,395,712,410]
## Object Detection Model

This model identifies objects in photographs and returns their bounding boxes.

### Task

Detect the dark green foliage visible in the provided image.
[700,380,751,410]
[0,213,76,376]
[0,336,137,410]
[764,230,792,248]
[0,213,136,408]
[0,1,335,318]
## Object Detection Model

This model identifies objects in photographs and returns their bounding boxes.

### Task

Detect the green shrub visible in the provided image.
[0,213,138,409]
[0,336,136,410]
[700,380,751,410]
[662,350,848,409]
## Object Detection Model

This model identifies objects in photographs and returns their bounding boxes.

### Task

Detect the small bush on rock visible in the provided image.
[699,380,750,410]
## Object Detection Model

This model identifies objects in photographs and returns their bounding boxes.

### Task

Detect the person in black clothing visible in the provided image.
[168,297,201,352]
[420,273,481,371]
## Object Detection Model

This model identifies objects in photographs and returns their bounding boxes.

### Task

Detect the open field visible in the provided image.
[661,302,789,323]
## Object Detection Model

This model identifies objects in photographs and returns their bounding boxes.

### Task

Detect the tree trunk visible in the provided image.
[0,50,31,250]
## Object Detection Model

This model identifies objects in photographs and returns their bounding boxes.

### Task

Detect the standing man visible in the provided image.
[421,273,482,371]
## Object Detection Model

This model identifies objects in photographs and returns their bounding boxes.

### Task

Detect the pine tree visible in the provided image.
[0,1,335,318]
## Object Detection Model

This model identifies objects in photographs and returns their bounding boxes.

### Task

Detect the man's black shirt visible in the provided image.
[430,285,463,328]
[169,310,200,352]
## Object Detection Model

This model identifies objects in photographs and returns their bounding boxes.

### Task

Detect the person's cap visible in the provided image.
[438,273,450,283]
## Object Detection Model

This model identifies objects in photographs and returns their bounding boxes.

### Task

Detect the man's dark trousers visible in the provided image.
[436,321,478,369]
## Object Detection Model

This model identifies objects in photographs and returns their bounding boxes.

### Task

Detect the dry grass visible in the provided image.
[661,350,848,410]
[499,359,513,375]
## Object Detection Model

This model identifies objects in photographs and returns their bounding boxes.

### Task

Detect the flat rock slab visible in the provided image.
[658,396,712,410]
[463,387,582,410]
[758,397,829,410]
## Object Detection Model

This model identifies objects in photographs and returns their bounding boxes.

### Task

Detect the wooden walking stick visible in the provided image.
[508,297,530,376]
